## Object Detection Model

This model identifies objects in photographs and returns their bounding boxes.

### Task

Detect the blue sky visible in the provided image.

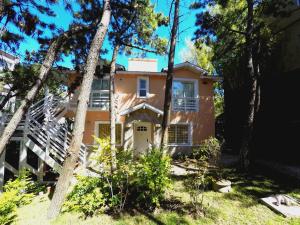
[14,0,198,71]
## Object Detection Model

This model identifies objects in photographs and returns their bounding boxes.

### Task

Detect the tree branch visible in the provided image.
[120,41,160,54]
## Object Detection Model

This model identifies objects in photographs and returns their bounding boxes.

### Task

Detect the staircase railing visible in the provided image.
[25,94,86,166]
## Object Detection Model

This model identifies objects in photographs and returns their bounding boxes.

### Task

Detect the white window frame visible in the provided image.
[94,121,123,146]
[167,122,192,146]
[89,78,110,111]
[137,76,149,98]
[172,78,199,112]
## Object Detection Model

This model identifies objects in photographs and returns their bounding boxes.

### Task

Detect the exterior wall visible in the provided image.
[66,66,215,155]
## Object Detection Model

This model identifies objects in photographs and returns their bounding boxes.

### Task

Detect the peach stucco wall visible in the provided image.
[115,68,215,146]
[67,67,215,148]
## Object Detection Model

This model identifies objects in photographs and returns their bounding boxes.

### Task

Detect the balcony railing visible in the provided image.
[69,91,109,111]
[172,97,198,112]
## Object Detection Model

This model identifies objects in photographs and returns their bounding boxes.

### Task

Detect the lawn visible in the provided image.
[14,168,300,225]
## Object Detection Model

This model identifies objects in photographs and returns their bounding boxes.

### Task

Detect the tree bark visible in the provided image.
[0,37,63,155]
[47,0,111,219]
[160,0,180,148]
[109,44,119,172]
[239,0,256,171]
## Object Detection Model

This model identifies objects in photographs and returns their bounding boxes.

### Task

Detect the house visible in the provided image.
[67,58,218,156]
[0,50,20,115]
[0,58,218,189]
[0,50,20,71]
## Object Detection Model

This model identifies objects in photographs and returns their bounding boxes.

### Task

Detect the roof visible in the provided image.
[0,50,19,61]
[162,61,210,75]
[119,102,163,116]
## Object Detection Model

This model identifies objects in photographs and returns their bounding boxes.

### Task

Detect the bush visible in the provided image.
[0,170,39,225]
[133,148,171,209]
[63,176,106,217]
[192,137,220,166]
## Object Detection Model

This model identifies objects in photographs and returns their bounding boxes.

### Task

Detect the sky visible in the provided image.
[12,0,199,71]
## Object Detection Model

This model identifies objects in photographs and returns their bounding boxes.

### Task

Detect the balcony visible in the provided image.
[69,90,110,111]
[172,97,199,112]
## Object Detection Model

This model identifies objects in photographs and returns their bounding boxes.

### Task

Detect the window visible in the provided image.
[90,79,109,110]
[172,79,198,112]
[137,77,149,98]
[137,126,147,131]
[168,124,190,145]
[98,123,122,145]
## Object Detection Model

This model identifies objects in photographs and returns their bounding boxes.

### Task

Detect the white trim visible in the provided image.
[116,71,166,76]
[119,102,163,116]
[94,121,123,146]
[167,122,192,146]
[137,76,149,98]
[172,78,199,112]
[173,78,199,98]
[164,61,209,75]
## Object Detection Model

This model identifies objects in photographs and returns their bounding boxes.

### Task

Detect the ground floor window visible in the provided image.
[168,124,190,145]
[98,123,122,145]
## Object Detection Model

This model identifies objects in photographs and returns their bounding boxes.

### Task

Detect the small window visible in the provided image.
[137,77,148,98]
[92,79,109,91]
[98,123,122,145]
[168,124,190,145]
[137,126,147,131]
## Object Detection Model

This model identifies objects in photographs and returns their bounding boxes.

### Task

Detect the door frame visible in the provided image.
[133,122,152,154]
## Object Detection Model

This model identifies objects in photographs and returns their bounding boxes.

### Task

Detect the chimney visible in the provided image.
[128,58,157,72]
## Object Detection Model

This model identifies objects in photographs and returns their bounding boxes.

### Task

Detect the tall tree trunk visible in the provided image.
[109,44,119,172]
[0,37,63,155]
[0,89,13,111]
[47,0,111,219]
[160,0,180,148]
[239,0,256,171]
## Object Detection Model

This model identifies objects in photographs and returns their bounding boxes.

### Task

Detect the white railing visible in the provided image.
[26,95,86,166]
[172,97,199,112]
[69,90,109,110]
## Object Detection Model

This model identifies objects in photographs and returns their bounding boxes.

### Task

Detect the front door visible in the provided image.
[134,122,151,155]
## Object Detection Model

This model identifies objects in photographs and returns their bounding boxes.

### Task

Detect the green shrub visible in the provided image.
[63,176,106,217]
[0,170,38,225]
[133,148,171,209]
[192,137,220,166]
[0,190,18,225]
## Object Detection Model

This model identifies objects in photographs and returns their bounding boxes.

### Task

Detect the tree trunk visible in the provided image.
[0,37,63,155]
[160,0,180,148]
[109,44,119,172]
[47,0,111,219]
[239,0,256,171]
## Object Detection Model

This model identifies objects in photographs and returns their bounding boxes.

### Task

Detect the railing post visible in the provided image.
[19,110,30,170]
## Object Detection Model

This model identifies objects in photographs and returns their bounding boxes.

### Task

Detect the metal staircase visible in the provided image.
[1,94,86,174]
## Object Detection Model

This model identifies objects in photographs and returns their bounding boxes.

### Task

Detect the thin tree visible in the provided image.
[160,0,180,147]
[47,0,112,218]
[109,44,119,171]
[0,36,63,155]
[0,23,95,156]
[108,0,168,170]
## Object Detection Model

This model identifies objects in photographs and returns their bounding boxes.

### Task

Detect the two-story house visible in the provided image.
[0,58,217,189]
[68,58,218,156]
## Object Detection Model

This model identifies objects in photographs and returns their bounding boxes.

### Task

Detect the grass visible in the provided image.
[13,168,300,225]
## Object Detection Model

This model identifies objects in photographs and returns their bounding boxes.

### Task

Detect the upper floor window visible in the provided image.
[89,79,109,110]
[172,79,198,112]
[137,77,149,98]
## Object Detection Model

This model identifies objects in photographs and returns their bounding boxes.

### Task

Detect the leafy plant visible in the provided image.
[63,176,106,217]
[133,148,171,209]
[0,170,39,224]
[185,137,221,216]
